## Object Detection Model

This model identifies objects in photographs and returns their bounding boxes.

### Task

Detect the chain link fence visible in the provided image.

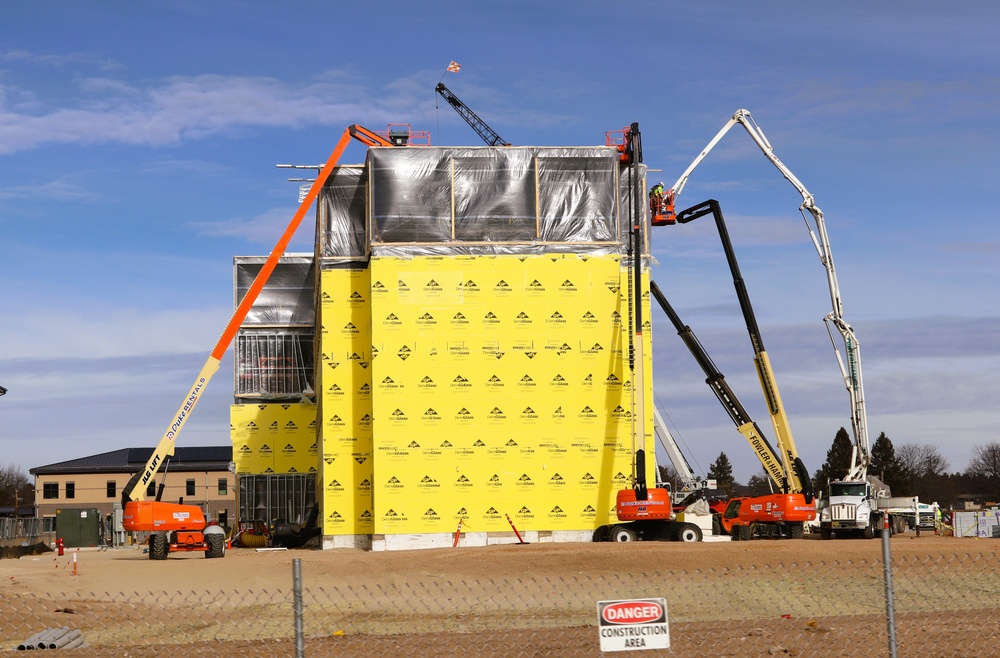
[3,549,998,656]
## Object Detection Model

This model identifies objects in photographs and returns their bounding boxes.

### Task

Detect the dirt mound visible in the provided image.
[0,542,53,560]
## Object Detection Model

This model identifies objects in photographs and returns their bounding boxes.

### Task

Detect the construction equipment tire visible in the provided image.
[675,523,702,543]
[738,524,752,541]
[206,533,226,558]
[610,525,637,542]
[149,533,168,560]
[592,525,612,543]
[790,522,804,539]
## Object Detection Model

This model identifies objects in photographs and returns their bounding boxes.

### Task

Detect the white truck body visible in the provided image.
[821,480,934,538]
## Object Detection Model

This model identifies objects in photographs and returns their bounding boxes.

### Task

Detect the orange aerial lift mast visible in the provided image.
[120,125,395,559]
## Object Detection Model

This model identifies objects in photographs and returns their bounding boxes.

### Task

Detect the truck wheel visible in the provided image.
[205,533,226,558]
[820,527,832,540]
[675,523,703,543]
[712,514,722,537]
[738,524,752,541]
[610,525,638,542]
[149,533,168,560]
[790,522,804,539]
[863,524,875,540]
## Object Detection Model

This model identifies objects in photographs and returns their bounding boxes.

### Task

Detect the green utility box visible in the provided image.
[55,508,102,548]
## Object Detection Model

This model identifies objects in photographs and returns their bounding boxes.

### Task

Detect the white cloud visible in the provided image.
[0,71,424,155]
[0,307,231,360]
[0,178,104,202]
[190,207,316,248]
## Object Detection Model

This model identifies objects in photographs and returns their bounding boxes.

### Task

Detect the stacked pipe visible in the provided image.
[14,626,86,650]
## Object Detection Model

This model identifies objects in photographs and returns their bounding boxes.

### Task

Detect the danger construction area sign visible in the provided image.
[596,598,670,652]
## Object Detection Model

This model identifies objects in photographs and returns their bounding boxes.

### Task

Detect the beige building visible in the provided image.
[30,447,235,529]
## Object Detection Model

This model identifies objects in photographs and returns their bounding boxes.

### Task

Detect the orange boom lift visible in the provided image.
[121,125,394,559]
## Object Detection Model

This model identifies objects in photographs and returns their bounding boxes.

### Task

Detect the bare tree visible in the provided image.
[967,442,1000,480]
[896,443,950,503]
[966,442,1000,504]
[0,463,32,510]
[897,443,949,479]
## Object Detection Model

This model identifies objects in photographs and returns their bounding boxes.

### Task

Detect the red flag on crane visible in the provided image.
[447,61,461,72]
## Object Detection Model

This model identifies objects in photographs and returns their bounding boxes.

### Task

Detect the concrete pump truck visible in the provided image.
[665,109,923,538]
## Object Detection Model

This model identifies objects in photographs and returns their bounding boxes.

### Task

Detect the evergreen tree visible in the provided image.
[814,427,854,494]
[745,472,771,497]
[707,452,738,497]
[870,432,903,493]
[657,464,682,491]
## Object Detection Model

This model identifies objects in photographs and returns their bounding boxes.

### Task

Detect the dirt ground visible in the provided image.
[0,532,993,598]
[2,533,998,657]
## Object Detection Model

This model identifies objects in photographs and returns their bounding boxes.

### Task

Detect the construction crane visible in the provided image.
[435,82,509,146]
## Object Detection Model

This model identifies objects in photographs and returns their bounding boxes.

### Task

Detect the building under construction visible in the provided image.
[229,127,656,550]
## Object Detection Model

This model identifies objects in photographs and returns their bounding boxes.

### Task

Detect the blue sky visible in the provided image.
[1,1,998,484]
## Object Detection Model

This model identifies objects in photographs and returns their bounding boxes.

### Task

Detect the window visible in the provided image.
[43,482,58,499]
[65,482,75,499]
[186,479,196,496]
[235,332,314,400]
[146,482,157,498]
[218,478,228,496]
[106,481,116,498]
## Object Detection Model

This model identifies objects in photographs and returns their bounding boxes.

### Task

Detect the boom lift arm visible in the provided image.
[652,406,700,493]
[648,280,789,493]
[121,124,384,505]
[667,109,868,483]
[674,200,813,500]
[434,82,510,147]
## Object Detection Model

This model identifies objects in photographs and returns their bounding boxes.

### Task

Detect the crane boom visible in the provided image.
[668,109,869,483]
[434,82,509,146]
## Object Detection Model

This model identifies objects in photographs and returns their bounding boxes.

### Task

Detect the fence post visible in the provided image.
[880,512,898,658]
[293,558,305,658]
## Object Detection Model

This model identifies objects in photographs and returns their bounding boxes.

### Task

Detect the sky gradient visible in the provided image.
[2,1,998,484]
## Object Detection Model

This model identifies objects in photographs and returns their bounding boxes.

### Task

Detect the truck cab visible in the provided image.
[820,480,876,539]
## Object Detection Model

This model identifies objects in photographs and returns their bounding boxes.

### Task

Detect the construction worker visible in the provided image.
[649,182,665,215]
